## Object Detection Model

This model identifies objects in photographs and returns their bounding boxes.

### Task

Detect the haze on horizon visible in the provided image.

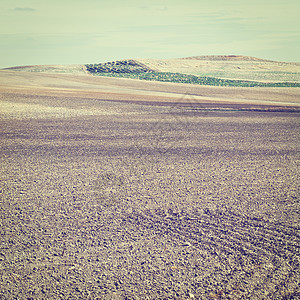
[0,0,299,68]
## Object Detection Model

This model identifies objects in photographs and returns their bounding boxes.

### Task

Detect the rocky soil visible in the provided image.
[0,90,299,299]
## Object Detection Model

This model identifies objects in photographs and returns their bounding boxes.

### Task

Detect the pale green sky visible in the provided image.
[0,0,299,67]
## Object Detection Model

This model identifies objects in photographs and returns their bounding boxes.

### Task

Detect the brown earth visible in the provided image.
[0,70,300,109]
[0,69,299,299]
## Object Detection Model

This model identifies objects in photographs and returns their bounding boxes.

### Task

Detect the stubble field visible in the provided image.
[0,70,299,299]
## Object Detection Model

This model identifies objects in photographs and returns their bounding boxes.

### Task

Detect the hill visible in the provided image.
[2,64,86,75]
[3,55,300,87]
[135,55,300,84]
[85,56,300,87]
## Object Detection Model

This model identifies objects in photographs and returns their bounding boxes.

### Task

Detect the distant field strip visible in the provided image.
[86,61,300,88]
[0,99,121,119]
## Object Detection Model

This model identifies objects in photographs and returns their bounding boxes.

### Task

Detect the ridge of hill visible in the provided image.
[136,56,300,84]
[2,64,85,74]
[85,56,300,87]
[3,55,300,87]
[182,55,271,61]
[179,55,300,63]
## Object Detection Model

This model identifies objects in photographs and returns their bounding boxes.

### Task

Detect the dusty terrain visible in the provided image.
[0,68,300,299]
[1,69,300,108]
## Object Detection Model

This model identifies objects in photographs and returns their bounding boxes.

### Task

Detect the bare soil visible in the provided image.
[0,70,299,299]
[1,70,300,108]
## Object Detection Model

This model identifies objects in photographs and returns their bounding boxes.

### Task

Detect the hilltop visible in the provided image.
[134,55,300,84]
[3,55,300,87]
[2,64,85,74]
[85,56,300,87]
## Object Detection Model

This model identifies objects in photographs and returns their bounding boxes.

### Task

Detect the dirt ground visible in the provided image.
[0,71,299,299]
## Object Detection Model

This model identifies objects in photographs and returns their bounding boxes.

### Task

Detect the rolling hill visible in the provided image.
[138,55,300,83]
[85,56,300,87]
[3,55,300,87]
[1,55,300,299]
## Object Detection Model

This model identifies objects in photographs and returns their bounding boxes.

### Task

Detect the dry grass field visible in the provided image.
[138,56,300,83]
[0,66,300,299]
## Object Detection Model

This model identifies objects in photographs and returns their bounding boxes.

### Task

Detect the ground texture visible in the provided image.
[0,70,299,299]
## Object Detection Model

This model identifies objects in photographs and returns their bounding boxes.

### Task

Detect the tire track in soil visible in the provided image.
[123,208,300,298]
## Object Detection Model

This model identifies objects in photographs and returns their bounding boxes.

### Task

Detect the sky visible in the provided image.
[0,0,299,68]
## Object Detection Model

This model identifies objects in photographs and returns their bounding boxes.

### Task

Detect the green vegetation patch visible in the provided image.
[85,61,300,87]
[86,60,153,74]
